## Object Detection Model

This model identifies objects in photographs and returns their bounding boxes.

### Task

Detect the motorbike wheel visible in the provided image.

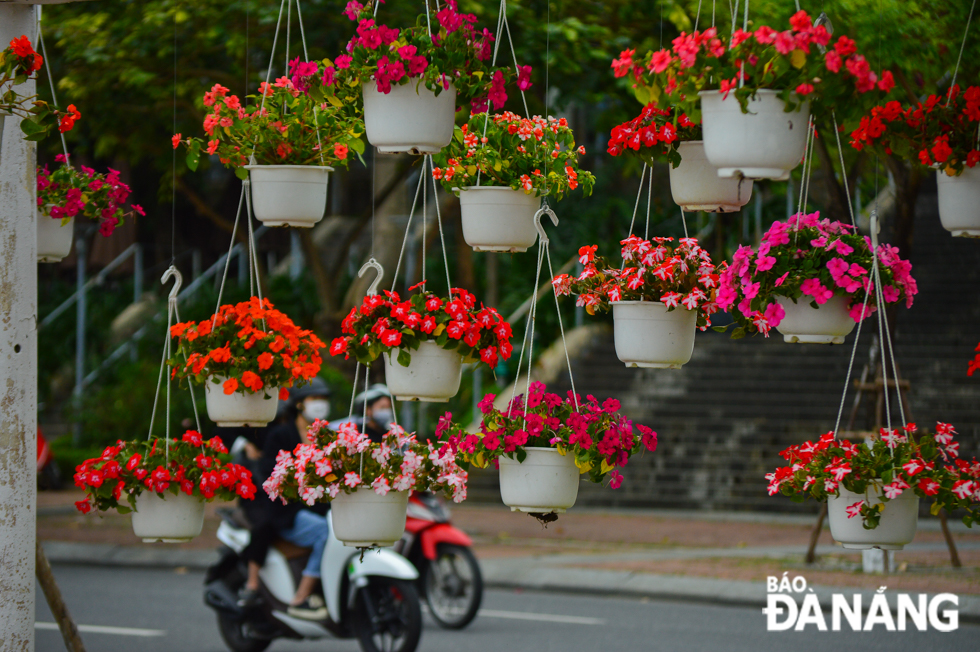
[352,578,422,652]
[217,613,271,652]
[422,544,483,629]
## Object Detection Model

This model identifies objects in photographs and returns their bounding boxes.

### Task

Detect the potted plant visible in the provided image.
[264,420,468,547]
[767,423,979,549]
[337,0,524,154]
[73,431,256,542]
[553,236,723,369]
[329,286,513,402]
[851,85,980,237]
[431,112,594,252]
[1,35,81,160]
[176,64,364,228]
[607,105,751,212]
[716,211,917,343]
[621,11,892,179]
[35,155,143,262]
[438,382,658,519]
[169,297,325,427]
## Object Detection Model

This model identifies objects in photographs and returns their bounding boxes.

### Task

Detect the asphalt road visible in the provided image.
[36,565,975,652]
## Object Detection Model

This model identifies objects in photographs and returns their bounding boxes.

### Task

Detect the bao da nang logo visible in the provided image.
[763,573,959,632]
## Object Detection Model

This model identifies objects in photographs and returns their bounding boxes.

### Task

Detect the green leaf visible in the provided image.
[397,349,411,368]
[235,167,249,180]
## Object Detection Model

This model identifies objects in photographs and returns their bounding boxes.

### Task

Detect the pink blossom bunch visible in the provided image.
[37,155,143,237]
[554,236,724,330]
[767,423,980,530]
[717,211,917,339]
[438,382,659,489]
[263,420,468,505]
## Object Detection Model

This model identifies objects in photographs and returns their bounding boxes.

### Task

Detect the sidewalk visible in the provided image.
[39,491,980,617]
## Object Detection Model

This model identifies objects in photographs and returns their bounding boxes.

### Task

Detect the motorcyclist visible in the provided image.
[329,383,394,443]
[238,377,333,620]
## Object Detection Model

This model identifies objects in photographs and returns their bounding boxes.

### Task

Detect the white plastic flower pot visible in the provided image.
[828,485,919,550]
[457,186,541,252]
[331,489,410,548]
[204,376,280,427]
[670,141,753,212]
[498,447,580,513]
[243,165,332,228]
[937,167,980,237]
[362,81,456,155]
[775,295,855,344]
[612,301,697,369]
[384,341,462,402]
[699,89,810,180]
[37,208,74,263]
[131,491,205,543]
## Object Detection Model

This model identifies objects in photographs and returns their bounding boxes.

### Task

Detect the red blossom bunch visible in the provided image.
[618,11,891,124]
[969,342,980,377]
[607,105,701,167]
[437,382,659,488]
[170,297,325,396]
[553,236,723,329]
[850,85,980,177]
[330,286,513,371]
[1,36,81,140]
[37,155,144,236]
[73,432,256,515]
[767,423,980,530]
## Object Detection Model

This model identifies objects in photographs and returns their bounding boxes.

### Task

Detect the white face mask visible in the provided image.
[302,399,330,423]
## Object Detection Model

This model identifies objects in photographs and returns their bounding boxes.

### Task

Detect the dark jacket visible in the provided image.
[259,420,328,532]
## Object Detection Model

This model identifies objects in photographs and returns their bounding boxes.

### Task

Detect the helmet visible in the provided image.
[289,377,332,405]
[353,383,391,411]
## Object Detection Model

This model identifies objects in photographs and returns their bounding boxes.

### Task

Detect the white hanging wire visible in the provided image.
[389,167,426,292]
[624,164,649,241]
[831,111,857,228]
[428,155,455,296]
[35,23,69,161]
[644,170,653,240]
[947,0,977,106]
[680,207,690,238]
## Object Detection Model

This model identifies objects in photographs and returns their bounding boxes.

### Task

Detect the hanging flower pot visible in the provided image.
[73,432,257,543]
[498,447,580,514]
[456,186,540,252]
[331,288,513,403]
[363,82,457,155]
[244,165,333,228]
[612,301,697,368]
[384,341,463,402]
[331,489,410,548]
[131,490,206,543]
[699,90,810,180]
[204,376,280,427]
[36,208,74,263]
[828,486,919,550]
[775,295,855,344]
[171,297,325,427]
[670,141,753,212]
[264,420,469,549]
[937,167,980,237]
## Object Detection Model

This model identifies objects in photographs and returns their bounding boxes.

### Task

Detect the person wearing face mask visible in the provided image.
[360,384,394,443]
[238,377,334,620]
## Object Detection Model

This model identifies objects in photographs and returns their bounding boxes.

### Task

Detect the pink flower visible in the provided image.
[608,470,623,490]
[882,481,905,499]
[845,500,864,519]
[754,25,777,44]
[763,302,785,328]
[756,255,776,272]
[796,83,814,96]
[774,272,789,287]
[774,31,796,55]
[848,301,875,322]
[517,65,533,91]
[649,49,673,73]
[488,70,508,110]
[825,50,842,72]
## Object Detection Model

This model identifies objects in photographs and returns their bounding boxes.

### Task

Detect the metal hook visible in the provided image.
[533,206,559,245]
[358,258,385,296]
[161,265,183,303]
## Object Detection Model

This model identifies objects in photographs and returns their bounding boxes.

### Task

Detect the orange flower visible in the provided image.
[222,377,239,395]
[241,371,263,392]
[170,323,189,338]
[278,388,290,401]
[210,344,232,363]
[257,352,274,371]
[269,336,286,353]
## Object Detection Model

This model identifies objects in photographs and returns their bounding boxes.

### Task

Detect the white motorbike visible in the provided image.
[205,509,422,652]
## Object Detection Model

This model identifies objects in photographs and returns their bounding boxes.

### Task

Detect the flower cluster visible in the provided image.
[717,212,917,338]
[1,36,81,139]
[438,382,658,487]
[330,287,513,370]
[337,1,522,110]
[619,11,891,123]
[431,112,594,199]
[850,85,980,177]
[37,155,144,236]
[969,342,980,377]
[176,74,364,178]
[170,297,325,396]
[553,236,723,329]
[766,423,980,529]
[607,105,701,167]
[263,420,468,504]
[73,432,256,514]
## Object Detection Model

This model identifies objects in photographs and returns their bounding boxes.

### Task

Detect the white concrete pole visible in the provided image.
[0,5,39,650]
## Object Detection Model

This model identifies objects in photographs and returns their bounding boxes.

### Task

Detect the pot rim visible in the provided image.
[612,299,692,308]
[453,185,540,194]
[697,88,797,99]
[244,164,335,172]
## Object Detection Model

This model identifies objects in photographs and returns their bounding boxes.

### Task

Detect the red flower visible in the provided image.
[257,352,274,370]
[74,499,92,515]
[223,377,239,395]
[241,371,263,392]
[279,388,290,401]
[59,105,81,133]
[329,337,348,356]
[182,430,203,446]
[380,329,402,347]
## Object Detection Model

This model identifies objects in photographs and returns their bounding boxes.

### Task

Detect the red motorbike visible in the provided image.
[394,492,482,629]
